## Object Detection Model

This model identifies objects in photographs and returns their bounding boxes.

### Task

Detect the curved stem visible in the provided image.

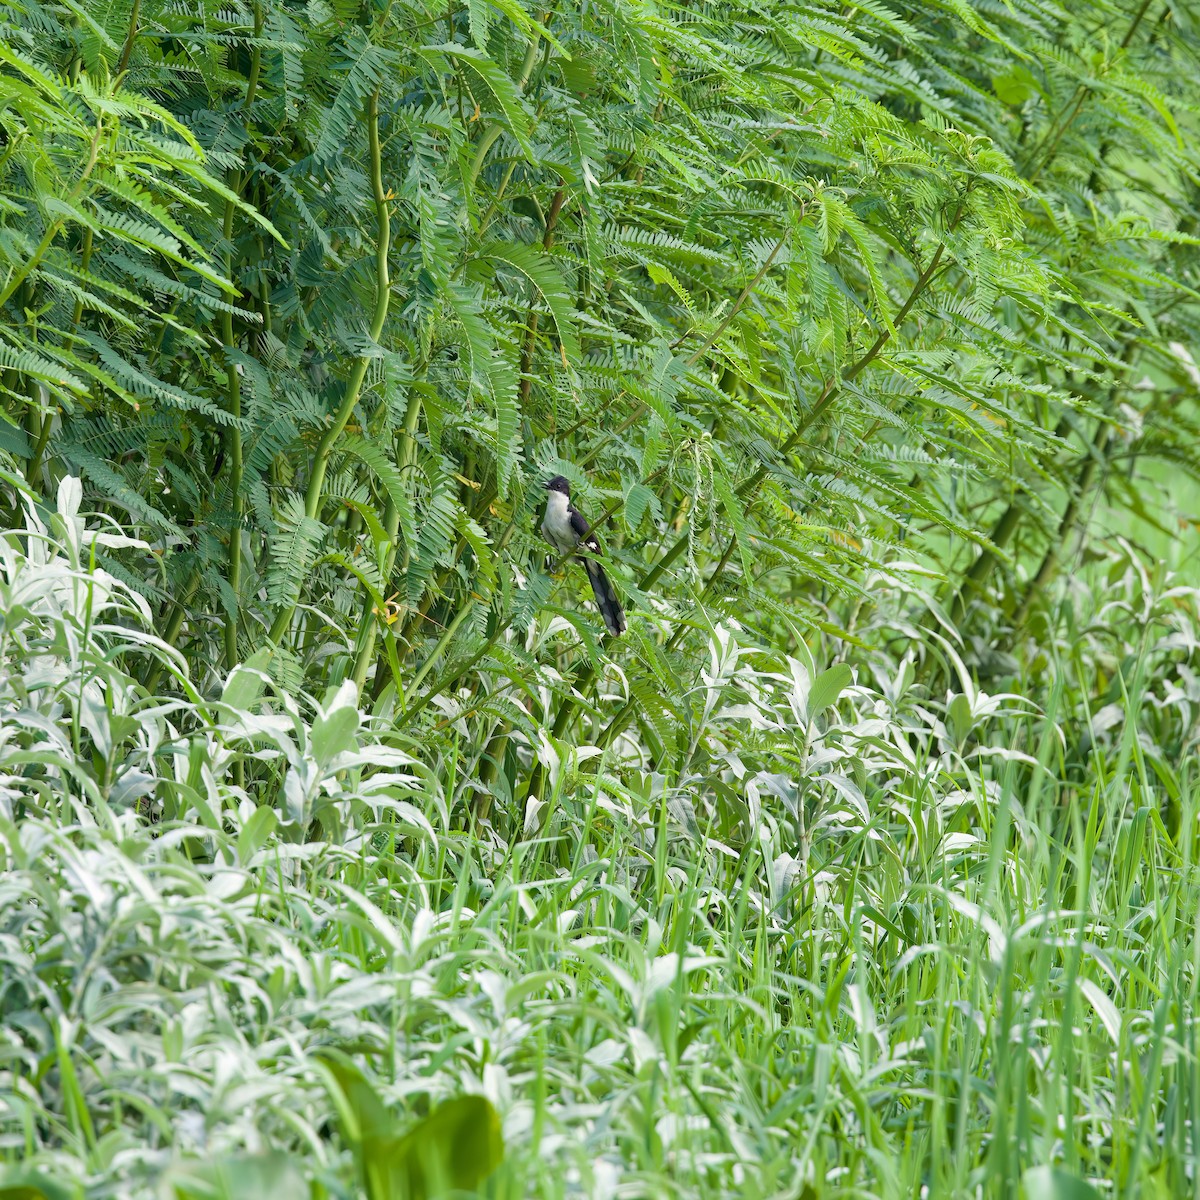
[403,598,476,704]
[245,2,264,108]
[1014,422,1113,628]
[1023,0,1157,182]
[466,12,547,188]
[221,6,263,670]
[221,197,244,671]
[639,238,951,603]
[269,87,391,644]
[142,571,200,693]
[0,121,103,309]
[68,228,93,333]
[467,126,506,191]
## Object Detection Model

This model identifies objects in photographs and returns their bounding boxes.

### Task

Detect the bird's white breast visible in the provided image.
[541,490,576,553]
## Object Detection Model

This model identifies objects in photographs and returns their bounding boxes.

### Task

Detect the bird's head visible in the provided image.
[543,475,571,496]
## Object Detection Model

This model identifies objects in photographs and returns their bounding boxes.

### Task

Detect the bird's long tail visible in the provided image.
[583,559,626,637]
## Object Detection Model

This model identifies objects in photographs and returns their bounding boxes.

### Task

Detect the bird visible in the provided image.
[540,475,626,637]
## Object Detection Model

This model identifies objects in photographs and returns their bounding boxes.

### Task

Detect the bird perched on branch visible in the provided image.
[540,475,626,637]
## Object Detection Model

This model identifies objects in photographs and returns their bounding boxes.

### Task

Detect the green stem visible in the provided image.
[245,2,264,108]
[397,624,500,729]
[674,233,789,363]
[221,197,244,671]
[476,158,523,237]
[269,87,391,645]
[350,389,422,690]
[220,9,263,671]
[598,522,740,754]
[1023,0,1156,181]
[116,0,143,75]
[467,126,506,191]
[27,400,54,485]
[542,235,952,753]
[429,216,787,659]
[471,721,510,822]
[948,334,1142,625]
[574,234,791,474]
[142,572,200,693]
[949,497,1027,626]
[24,374,41,472]
[516,185,565,406]
[403,599,476,704]
[645,239,950,602]
[0,121,103,308]
[69,227,93,333]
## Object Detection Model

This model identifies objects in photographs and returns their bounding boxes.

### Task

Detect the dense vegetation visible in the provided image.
[2,0,1200,1195]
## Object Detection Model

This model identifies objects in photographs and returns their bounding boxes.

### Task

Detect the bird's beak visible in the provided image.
[541,480,552,489]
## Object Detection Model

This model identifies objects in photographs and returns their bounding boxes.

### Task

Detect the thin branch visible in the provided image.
[116,0,143,77]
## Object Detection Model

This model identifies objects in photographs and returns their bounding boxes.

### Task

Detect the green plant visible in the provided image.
[3,0,1200,1194]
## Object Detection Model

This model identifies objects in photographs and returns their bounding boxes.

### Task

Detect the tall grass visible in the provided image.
[2,475,1198,1199]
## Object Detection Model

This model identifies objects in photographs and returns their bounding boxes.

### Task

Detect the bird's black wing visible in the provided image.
[568,505,601,553]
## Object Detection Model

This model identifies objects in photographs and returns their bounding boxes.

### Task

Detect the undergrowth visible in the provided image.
[2,473,1198,1199]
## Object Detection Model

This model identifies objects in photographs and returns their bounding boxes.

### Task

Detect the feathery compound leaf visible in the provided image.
[424,43,535,162]
[712,469,754,581]
[314,36,395,163]
[267,494,326,607]
[476,241,580,365]
[338,434,418,566]
[444,282,521,495]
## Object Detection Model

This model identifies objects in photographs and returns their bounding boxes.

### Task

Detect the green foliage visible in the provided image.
[321,1056,504,1200]
[2,480,1200,1198]
[166,1154,304,1200]
[1023,1167,1105,1200]
[3,0,1194,702]
[3,0,1200,1194]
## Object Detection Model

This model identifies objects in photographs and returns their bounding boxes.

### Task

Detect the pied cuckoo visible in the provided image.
[540,475,626,637]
